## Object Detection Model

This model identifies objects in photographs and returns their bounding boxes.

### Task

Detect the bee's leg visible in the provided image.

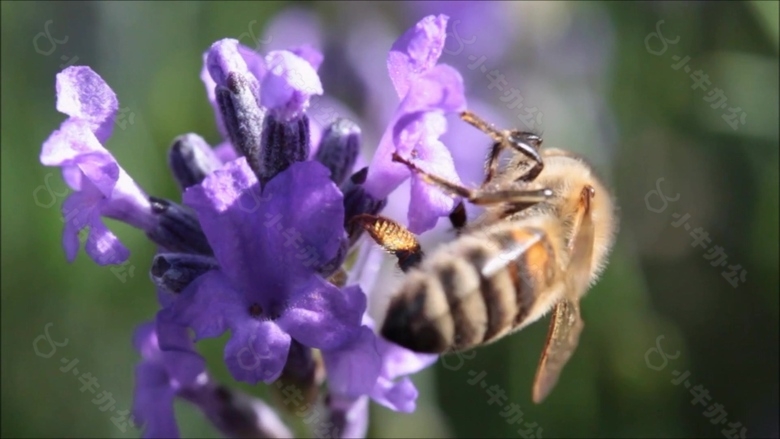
[350,214,424,272]
[448,201,468,232]
[392,152,552,207]
[461,111,545,183]
[483,141,503,184]
[567,185,596,295]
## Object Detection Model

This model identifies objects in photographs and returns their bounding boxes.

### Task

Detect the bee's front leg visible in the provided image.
[392,152,552,207]
[350,214,424,272]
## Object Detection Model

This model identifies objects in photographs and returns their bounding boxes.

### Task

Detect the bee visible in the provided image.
[353,111,618,403]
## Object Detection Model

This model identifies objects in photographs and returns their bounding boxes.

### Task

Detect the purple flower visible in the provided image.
[168,157,365,384]
[133,317,294,439]
[362,15,467,233]
[200,39,323,161]
[261,50,323,122]
[323,314,438,412]
[40,66,154,265]
[132,320,206,438]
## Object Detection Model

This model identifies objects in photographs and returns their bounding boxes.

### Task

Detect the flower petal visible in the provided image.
[132,363,179,439]
[397,64,466,115]
[290,44,323,71]
[169,270,245,341]
[84,218,129,265]
[132,321,157,356]
[261,50,323,121]
[224,320,291,384]
[184,159,344,295]
[371,376,419,413]
[201,44,265,139]
[213,141,238,164]
[377,338,438,380]
[407,135,461,234]
[55,66,118,143]
[387,14,448,98]
[328,395,369,439]
[207,39,254,88]
[279,282,365,350]
[60,191,94,262]
[363,66,465,200]
[40,119,107,167]
[322,326,382,398]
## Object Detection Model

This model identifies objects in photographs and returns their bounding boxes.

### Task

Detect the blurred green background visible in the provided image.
[2,1,778,438]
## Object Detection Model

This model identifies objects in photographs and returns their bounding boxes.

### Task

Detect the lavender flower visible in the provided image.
[362,15,467,233]
[132,320,206,438]
[322,314,438,411]
[41,10,476,439]
[200,39,323,165]
[133,319,293,439]
[166,158,364,384]
[40,66,154,265]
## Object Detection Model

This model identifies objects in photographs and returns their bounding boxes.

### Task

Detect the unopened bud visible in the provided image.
[260,113,310,183]
[216,72,266,178]
[315,118,360,186]
[151,253,219,293]
[146,197,213,256]
[168,133,222,190]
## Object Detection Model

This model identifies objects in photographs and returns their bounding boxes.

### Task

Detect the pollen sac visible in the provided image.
[168,133,222,190]
[151,253,219,293]
[341,167,387,245]
[216,72,266,177]
[315,118,360,186]
[259,112,310,183]
[146,196,214,256]
[351,214,423,272]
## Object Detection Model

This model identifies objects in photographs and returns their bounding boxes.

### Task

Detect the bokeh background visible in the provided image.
[2,1,778,438]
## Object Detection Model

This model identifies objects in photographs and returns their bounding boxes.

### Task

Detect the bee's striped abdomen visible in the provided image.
[381,222,561,354]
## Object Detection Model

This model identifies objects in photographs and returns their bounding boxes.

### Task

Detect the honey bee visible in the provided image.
[353,111,618,403]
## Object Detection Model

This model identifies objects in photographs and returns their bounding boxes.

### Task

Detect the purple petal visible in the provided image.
[213,141,238,163]
[407,143,461,233]
[61,191,94,262]
[154,314,194,352]
[290,44,323,71]
[376,339,438,380]
[133,363,179,439]
[371,376,418,413]
[76,154,120,198]
[363,66,465,200]
[279,282,365,351]
[238,45,267,81]
[260,50,323,121]
[207,39,254,88]
[40,120,107,167]
[55,66,118,143]
[183,159,344,295]
[398,64,466,115]
[132,321,157,356]
[321,326,382,398]
[84,218,130,265]
[387,14,448,98]
[201,45,265,139]
[329,395,369,439]
[170,270,245,340]
[224,320,291,384]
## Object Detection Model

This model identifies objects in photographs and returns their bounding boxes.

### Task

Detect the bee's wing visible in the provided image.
[531,298,584,404]
[532,186,595,404]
